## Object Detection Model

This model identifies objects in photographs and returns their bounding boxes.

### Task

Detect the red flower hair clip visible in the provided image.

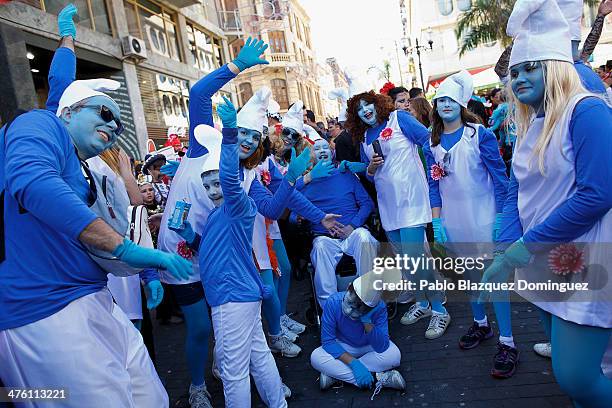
[379,127,393,141]
[260,169,272,186]
[177,240,193,260]
[548,244,585,276]
[430,163,447,181]
[379,82,396,95]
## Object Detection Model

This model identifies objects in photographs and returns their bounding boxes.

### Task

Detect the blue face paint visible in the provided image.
[280,127,300,152]
[236,127,262,159]
[313,139,332,163]
[510,61,545,110]
[357,100,377,127]
[341,290,368,320]
[62,95,121,159]
[435,96,462,124]
[201,170,223,207]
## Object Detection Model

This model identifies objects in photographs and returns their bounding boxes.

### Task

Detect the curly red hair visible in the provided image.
[345,91,394,143]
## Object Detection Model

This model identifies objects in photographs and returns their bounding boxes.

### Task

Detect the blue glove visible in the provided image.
[145,280,164,310]
[160,160,180,177]
[217,95,237,128]
[232,37,269,71]
[478,239,531,303]
[113,239,191,281]
[348,359,374,388]
[340,160,368,174]
[492,213,503,241]
[168,220,196,244]
[432,217,448,243]
[58,4,78,39]
[286,148,312,183]
[310,160,334,180]
[504,238,532,268]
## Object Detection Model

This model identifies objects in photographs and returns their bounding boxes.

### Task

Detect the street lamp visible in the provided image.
[402,35,434,91]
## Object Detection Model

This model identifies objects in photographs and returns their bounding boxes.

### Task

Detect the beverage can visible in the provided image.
[169,200,191,229]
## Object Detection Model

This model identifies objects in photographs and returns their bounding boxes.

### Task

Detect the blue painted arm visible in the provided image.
[248,178,293,220]
[523,98,612,246]
[46,47,76,112]
[220,128,251,218]
[365,303,390,353]
[321,302,347,359]
[187,65,236,158]
[479,127,509,212]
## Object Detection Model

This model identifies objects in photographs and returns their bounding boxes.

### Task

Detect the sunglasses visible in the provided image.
[79,105,124,136]
[281,127,300,141]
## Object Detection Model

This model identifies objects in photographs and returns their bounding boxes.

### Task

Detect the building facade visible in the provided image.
[0,0,240,158]
[228,0,326,121]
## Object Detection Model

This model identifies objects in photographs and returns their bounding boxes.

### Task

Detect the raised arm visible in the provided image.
[580,0,612,62]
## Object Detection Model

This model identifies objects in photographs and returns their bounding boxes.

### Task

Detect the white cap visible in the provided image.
[281,100,304,134]
[433,70,474,107]
[352,268,403,307]
[195,125,222,174]
[507,0,573,67]
[328,88,349,121]
[56,79,120,116]
[267,98,280,116]
[556,0,584,41]
[237,86,271,134]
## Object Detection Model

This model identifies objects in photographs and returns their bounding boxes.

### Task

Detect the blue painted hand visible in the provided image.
[349,359,374,388]
[112,239,191,281]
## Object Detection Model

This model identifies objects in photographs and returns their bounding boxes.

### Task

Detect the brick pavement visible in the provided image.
[154,278,572,408]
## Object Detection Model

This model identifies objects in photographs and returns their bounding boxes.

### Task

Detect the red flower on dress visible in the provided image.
[260,169,272,186]
[379,127,393,141]
[177,240,193,260]
[430,163,447,181]
[548,244,585,276]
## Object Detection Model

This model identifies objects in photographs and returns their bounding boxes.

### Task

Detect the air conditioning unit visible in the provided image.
[122,36,148,61]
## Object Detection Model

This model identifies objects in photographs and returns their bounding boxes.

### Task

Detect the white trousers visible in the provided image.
[0,289,167,408]
[310,341,401,386]
[211,301,286,408]
[310,227,379,307]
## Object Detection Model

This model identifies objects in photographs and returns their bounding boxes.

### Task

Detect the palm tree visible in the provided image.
[456,0,600,56]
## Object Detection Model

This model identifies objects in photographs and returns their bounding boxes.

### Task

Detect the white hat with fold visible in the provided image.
[56,78,120,116]
[237,86,271,134]
[281,100,305,134]
[433,70,474,107]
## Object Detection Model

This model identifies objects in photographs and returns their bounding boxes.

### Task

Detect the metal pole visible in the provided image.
[394,40,404,86]
[416,38,425,90]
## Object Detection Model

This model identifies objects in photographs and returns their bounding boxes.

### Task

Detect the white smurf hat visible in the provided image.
[433,70,473,107]
[556,0,584,42]
[281,100,304,134]
[507,0,573,67]
[237,86,271,134]
[56,78,120,116]
[195,125,223,174]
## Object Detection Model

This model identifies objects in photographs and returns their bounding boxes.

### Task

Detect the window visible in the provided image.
[271,79,289,110]
[457,0,471,11]
[437,0,453,16]
[288,13,294,32]
[295,17,302,41]
[293,44,299,61]
[124,0,182,62]
[24,0,112,35]
[187,23,225,72]
[238,82,253,106]
[268,31,287,53]
[304,26,311,48]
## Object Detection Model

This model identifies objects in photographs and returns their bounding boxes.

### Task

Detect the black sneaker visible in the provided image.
[459,322,493,350]
[491,342,519,378]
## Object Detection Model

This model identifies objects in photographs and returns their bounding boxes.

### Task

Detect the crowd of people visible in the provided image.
[1,1,612,408]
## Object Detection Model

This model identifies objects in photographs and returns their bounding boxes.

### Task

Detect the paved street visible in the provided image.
[154,278,572,408]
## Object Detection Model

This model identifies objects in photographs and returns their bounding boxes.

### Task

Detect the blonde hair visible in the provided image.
[99,147,122,176]
[507,60,587,175]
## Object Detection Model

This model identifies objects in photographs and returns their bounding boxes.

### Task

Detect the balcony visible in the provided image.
[164,0,200,8]
[218,10,243,33]
[269,53,292,63]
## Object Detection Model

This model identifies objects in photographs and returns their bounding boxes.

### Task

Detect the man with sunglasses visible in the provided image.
[0,5,190,407]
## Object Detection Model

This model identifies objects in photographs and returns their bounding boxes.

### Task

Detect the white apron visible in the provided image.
[362,111,431,231]
[257,157,282,240]
[513,94,612,328]
[431,124,496,258]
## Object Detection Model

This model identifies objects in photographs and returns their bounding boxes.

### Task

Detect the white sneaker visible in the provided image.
[189,384,213,408]
[280,326,298,342]
[400,303,432,325]
[281,382,291,398]
[425,311,451,339]
[533,342,552,358]
[319,372,339,390]
[281,314,306,334]
[371,370,406,399]
[270,335,301,357]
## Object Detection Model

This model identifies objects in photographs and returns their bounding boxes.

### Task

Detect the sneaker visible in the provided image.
[319,372,339,391]
[533,342,552,358]
[280,326,298,342]
[270,335,301,357]
[491,342,519,378]
[281,382,291,398]
[400,303,432,325]
[459,322,493,350]
[425,312,451,339]
[371,370,406,399]
[281,314,306,334]
[188,384,213,408]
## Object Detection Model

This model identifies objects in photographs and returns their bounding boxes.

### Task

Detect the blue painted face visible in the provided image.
[237,127,262,160]
[201,170,223,207]
[61,95,121,159]
[357,100,377,127]
[313,139,332,163]
[510,61,545,110]
[341,290,368,320]
[435,96,461,123]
